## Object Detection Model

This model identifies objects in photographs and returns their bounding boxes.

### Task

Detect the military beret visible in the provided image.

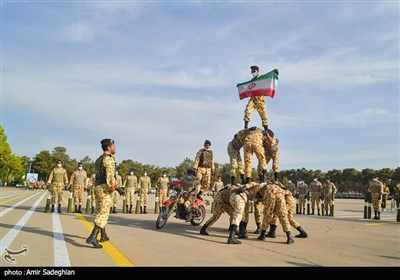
[100,138,114,147]
[56,159,63,164]
[204,140,211,146]
[250,65,259,71]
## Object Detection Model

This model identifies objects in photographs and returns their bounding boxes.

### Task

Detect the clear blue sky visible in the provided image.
[2,1,399,172]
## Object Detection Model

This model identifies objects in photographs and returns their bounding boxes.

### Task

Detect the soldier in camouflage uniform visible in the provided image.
[368,176,384,220]
[297,180,308,214]
[179,169,201,222]
[138,170,151,214]
[243,65,277,131]
[264,187,308,239]
[193,140,215,195]
[227,133,246,185]
[309,177,323,215]
[89,174,96,214]
[69,162,88,213]
[263,129,280,182]
[381,184,390,212]
[394,184,400,209]
[212,176,224,199]
[86,139,124,249]
[156,171,170,211]
[109,170,122,214]
[47,159,68,213]
[123,169,138,213]
[257,183,295,244]
[322,176,337,216]
[286,180,296,194]
[236,127,267,183]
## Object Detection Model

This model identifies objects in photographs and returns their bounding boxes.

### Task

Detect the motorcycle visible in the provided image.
[156,186,206,229]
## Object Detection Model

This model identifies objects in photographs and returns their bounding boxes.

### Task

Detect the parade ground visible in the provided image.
[1,187,399,268]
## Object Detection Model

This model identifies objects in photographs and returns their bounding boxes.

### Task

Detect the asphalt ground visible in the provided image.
[1,187,399,269]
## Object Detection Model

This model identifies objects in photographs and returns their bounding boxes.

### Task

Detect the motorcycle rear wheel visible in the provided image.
[156,205,174,229]
[190,204,206,226]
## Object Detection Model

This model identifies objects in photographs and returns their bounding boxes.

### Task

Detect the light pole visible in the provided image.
[28,161,33,174]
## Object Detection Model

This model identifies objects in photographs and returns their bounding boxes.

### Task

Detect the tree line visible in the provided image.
[1,125,399,193]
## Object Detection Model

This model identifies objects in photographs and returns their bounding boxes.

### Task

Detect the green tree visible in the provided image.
[32,150,53,181]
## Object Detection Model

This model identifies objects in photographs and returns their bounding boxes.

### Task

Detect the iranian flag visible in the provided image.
[236,70,278,100]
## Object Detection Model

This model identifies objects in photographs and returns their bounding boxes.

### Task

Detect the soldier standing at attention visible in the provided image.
[242,66,278,130]
[381,183,390,212]
[89,174,96,214]
[286,180,296,194]
[322,176,337,216]
[368,176,384,220]
[123,169,138,213]
[110,170,122,214]
[69,162,87,213]
[263,129,280,182]
[47,159,68,213]
[156,170,170,211]
[212,176,224,198]
[227,133,246,185]
[193,140,215,196]
[138,170,151,214]
[86,138,124,249]
[297,180,308,215]
[309,177,323,215]
[393,183,400,209]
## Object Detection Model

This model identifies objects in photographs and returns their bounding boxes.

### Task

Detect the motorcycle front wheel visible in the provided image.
[190,204,206,226]
[156,205,174,229]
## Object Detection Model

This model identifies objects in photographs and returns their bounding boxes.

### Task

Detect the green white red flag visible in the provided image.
[236,70,278,100]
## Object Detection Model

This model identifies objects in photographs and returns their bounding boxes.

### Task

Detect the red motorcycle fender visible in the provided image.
[164,199,173,207]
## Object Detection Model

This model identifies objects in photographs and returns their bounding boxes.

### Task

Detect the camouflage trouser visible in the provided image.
[395,195,399,209]
[110,190,119,207]
[299,195,306,211]
[196,167,212,193]
[262,192,291,232]
[94,184,112,228]
[139,188,148,206]
[50,183,64,204]
[229,193,247,226]
[125,187,134,205]
[243,96,268,126]
[311,192,321,210]
[73,184,84,206]
[204,194,234,227]
[273,196,300,228]
[228,144,244,177]
[254,200,263,223]
[381,194,388,209]
[265,150,280,173]
[324,194,334,209]
[372,193,382,212]
[158,188,168,206]
[90,187,96,207]
[243,144,266,178]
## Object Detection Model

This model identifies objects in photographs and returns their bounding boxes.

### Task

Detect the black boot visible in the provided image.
[245,177,251,184]
[253,222,261,234]
[227,225,241,244]
[140,206,143,214]
[312,209,315,215]
[77,205,82,213]
[51,204,55,213]
[200,224,209,235]
[318,209,321,216]
[240,174,246,184]
[258,230,266,241]
[74,205,78,213]
[125,204,129,213]
[237,222,248,239]
[295,226,308,238]
[230,176,236,186]
[143,206,147,214]
[265,224,277,238]
[99,227,110,242]
[377,212,381,220]
[112,207,117,214]
[244,121,249,129]
[109,207,112,214]
[129,205,133,213]
[57,204,62,213]
[91,206,95,214]
[302,208,305,214]
[86,224,102,249]
[274,172,278,182]
[263,125,268,131]
[286,231,295,244]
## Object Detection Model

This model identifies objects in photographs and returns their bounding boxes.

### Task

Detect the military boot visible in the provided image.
[302,208,305,215]
[129,205,133,214]
[99,227,110,242]
[295,226,308,238]
[227,225,241,244]
[377,212,381,220]
[51,204,55,213]
[230,176,236,186]
[265,224,277,238]
[57,204,62,213]
[143,206,147,214]
[286,231,295,244]
[140,206,143,214]
[263,125,268,131]
[77,205,82,213]
[253,222,261,234]
[274,172,278,182]
[91,206,95,214]
[112,207,117,214]
[74,205,78,213]
[240,174,246,184]
[109,207,112,214]
[244,121,249,129]
[257,230,266,241]
[237,222,248,239]
[318,209,321,216]
[86,224,102,249]
[200,224,209,236]
[325,209,329,216]
[312,209,315,215]
[245,177,251,184]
